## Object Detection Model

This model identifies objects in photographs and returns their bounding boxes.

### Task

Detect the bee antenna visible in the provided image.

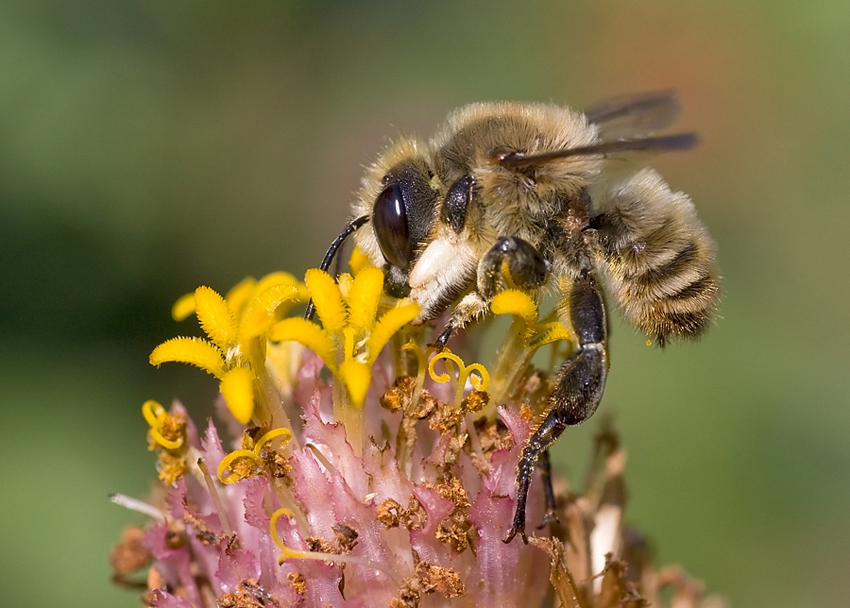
[304,214,370,321]
[497,133,699,169]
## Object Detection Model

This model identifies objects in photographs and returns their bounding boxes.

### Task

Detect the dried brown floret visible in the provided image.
[461,389,489,413]
[429,477,473,553]
[184,509,226,546]
[376,498,403,527]
[110,525,152,579]
[428,399,463,434]
[306,536,336,554]
[380,376,417,413]
[258,445,291,479]
[474,416,514,455]
[415,561,465,597]
[287,572,307,596]
[377,496,428,531]
[390,561,466,607]
[157,450,188,484]
[217,579,270,608]
[332,523,359,552]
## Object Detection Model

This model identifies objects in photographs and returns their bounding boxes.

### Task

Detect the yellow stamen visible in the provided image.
[269,318,338,373]
[239,284,302,342]
[194,286,238,348]
[217,449,263,484]
[219,367,255,424]
[150,337,226,379]
[491,289,538,341]
[141,400,184,450]
[345,267,383,333]
[171,293,196,322]
[530,321,573,349]
[270,508,298,559]
[224,277,257,318]
[254,428,292,453]
[366,302,421,365]
[348,246,372,275]
[339,359,371,409]
[429,351,491,405]
[254,271,302,294]
[269,509,402,588]
[304,269,347,334]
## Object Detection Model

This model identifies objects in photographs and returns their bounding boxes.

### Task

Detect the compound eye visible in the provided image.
[373,182,412,269]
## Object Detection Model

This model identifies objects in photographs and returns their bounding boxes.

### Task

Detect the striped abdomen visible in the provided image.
[591,168,720,346]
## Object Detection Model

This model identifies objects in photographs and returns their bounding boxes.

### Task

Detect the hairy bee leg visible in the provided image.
[479,236,550,299]
[505,271,608,544]
[433,237,548,349]
[431,292,489,350]
[537,449,559,529]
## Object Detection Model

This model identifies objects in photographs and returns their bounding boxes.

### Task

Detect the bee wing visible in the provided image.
[584,91,683,140]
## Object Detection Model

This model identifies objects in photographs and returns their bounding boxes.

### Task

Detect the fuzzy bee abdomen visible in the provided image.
[592,168,720,346]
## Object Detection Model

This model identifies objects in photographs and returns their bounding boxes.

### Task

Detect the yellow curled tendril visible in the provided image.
[141,400,184,450]
[217,427,293,483]
[270,508,312,562]
[254,427,292,453]
[428,351,491,405]
[217,449,263,484]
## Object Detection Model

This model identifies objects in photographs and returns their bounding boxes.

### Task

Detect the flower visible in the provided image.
[112,257,728,608]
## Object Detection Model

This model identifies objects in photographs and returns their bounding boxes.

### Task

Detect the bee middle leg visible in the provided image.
[433,236,549,349]
[504,270,608,543]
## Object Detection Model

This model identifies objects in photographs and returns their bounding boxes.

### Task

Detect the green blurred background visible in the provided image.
[2,1,848,606]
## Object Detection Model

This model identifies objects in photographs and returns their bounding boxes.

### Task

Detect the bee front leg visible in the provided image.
[479,236,550,299]
[433,236,550,349]
[505,270,608,543]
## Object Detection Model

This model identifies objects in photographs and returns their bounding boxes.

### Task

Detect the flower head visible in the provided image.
[113,256,728,608]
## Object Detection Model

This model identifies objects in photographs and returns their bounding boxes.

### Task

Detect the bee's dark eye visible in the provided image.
[373,182,412,269]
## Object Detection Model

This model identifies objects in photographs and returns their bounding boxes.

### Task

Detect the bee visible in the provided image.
[309,92,720,543]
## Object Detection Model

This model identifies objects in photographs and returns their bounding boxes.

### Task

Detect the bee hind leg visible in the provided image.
[504,271,608,543]
[537,449,559,528]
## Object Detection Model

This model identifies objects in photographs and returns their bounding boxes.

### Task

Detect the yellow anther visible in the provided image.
[194,286,238,349]
[224,277,258,318]
[220,367,255,424]
[254,271,302,295]
[304,269,347,334]
[530,321,572,349]
[239,284,302,342]
[346,267,383,333]
[339,359,371,408]
[217,449,263,484]
[141,400,184,450]
[254,428,292,453]
[150,337,226,379]
[171,293,196,322]
[348,246,372,275]
[491,289,538,341]
[366,302,421,365]
[269,317,338,373]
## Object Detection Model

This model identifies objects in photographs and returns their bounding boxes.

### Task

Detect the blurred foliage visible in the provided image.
[1,1,849,607]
